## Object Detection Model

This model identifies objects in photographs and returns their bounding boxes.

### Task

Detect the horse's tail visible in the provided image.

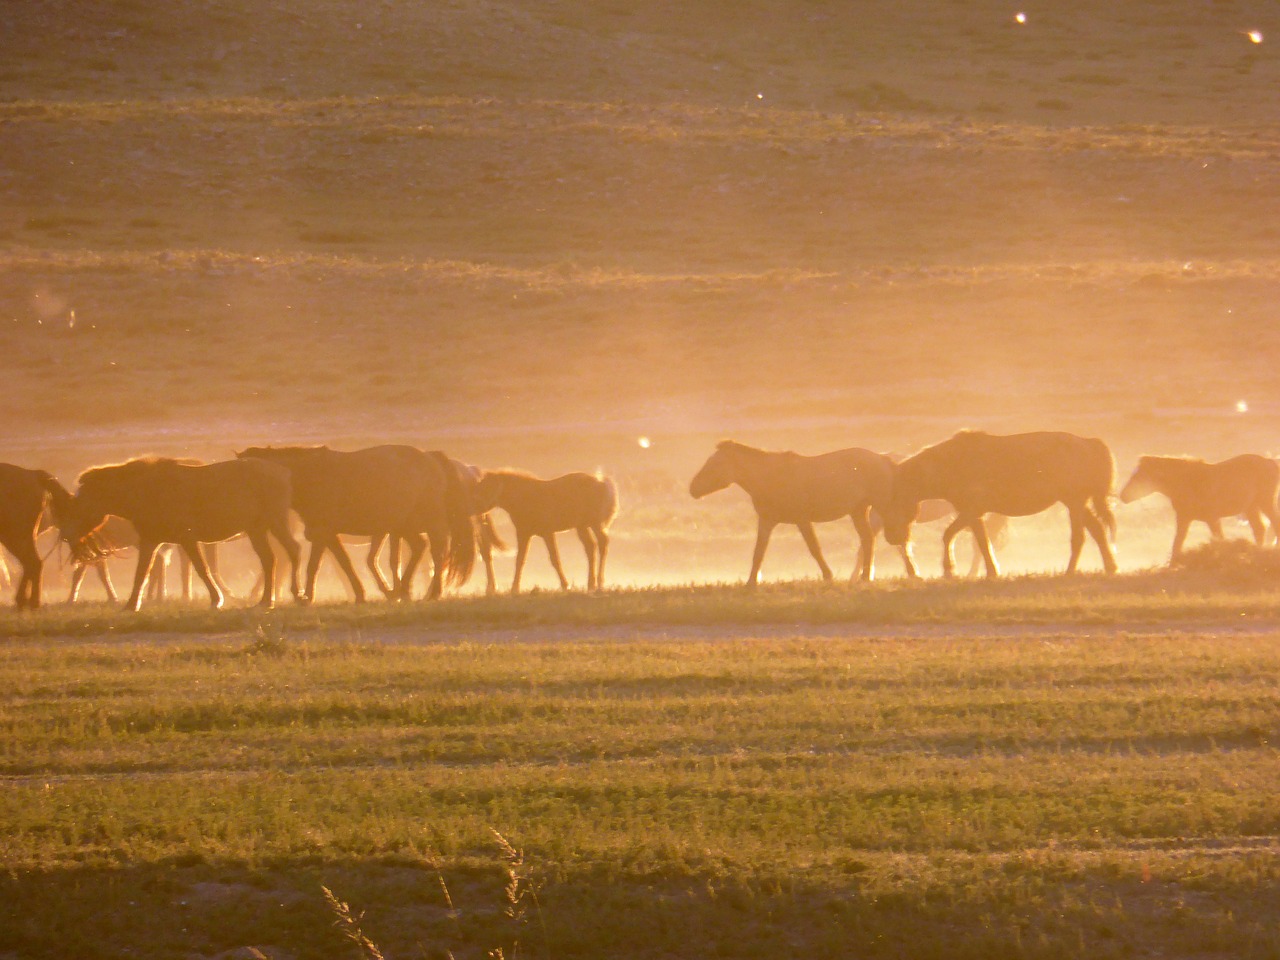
[1087,438,1118,542]
[431,452,476,588]
[596,472,620,528]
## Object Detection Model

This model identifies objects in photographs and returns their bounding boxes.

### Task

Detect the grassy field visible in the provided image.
[1,596,1278,959]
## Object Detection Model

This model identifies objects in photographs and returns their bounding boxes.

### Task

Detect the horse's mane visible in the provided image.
[1139,453,1207,466]
[240,444,331,456]
[481,467,541,482]
[77,455,187,485]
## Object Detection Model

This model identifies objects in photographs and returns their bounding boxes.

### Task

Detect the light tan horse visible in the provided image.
[690,440,904,585]
[473,469,618,593]
[882,430,1117,577]
[48,457,301,611]
[1120,453,1280,561]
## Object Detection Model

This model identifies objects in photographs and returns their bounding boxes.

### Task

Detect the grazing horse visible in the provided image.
[1120,454,1280,562]
[0,463,75,609]
[236,445,475,602]
[689,440,903,585]
[882,430,1118,577]
[50,457,301,611]
[473,469,618,593]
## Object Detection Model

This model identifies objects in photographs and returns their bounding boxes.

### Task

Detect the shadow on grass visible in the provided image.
[2,852,1277,960]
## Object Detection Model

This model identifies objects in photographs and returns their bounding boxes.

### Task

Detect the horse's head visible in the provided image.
[472,473,507,513]
[1119,457,1161,503]
[879,495,921,547]
[689,442,739,499]
[52,482,111,563]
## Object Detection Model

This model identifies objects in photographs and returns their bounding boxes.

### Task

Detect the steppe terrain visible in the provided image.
[2,2,1279,958]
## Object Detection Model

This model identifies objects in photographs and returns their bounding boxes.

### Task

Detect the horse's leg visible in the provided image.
[594,524,610,591]
[747,517,776,588]
[95,560,119,602]
[399,533,430,600]
[146,546,168,602]
[125,541,161,612]
[897,540,920,579]
[544,533,570,590]
[511,532,531,594]
[266,519,302,602]
[1082,508,1118,574]
[797,521,833,581]
[68,563,88,602]
[1065,506,1088,574]
[575,527,597,591]
[1264,502,1280,546]
[939,518,967,578]
[365,533,396,598]
[247,530,276,608]
[13,543,40,610]
[1207,518,1225,540]
[180,541,224,609]
[850,510,876,583]
[480,522,497,596]
[303,539,329,603]
[1245,508,1266,545]
[326,537,366,603]
[207,543,233,601]
[1169,514,1191,563]
[969,517,1000,578]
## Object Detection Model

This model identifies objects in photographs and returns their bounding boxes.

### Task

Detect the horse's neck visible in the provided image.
[729,447,782,496]
[897,454,946,502]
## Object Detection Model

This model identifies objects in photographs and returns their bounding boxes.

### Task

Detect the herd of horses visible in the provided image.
[1,430,1277,611]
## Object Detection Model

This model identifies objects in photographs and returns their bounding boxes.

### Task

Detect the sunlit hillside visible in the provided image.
[3,0,1279,583]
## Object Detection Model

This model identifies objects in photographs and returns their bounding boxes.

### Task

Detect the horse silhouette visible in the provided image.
[690,440,902,585]
[473,469,618,593]
[236,445,474,601]
[1120,453,1280,562]
[51,457,301,611]
[882,430,1117,577]
[0,463,75,609]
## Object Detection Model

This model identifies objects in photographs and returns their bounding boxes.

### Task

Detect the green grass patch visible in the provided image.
[0,622,1277,958]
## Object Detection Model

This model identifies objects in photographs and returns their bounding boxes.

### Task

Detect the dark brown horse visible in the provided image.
[50,457,301,611]
[689,440,902,585]
[882,430,1118,577]
[473,469,618,593]
[1120,454,1280,561]
[236,445,474,602]
[0,463,76,609]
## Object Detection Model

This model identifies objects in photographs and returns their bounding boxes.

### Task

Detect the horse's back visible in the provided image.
[928,431,1113,515]
[757,447,894,521]
[268,445,436,533]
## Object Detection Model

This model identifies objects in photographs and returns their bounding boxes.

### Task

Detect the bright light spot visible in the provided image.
[756,93,764,100]
[1014,12,1027,24]
[1247,30,1264,44]
[637,436,652,449]
[1236,400,1249,414]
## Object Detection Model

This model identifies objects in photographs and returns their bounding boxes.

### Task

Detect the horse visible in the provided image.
[881,430,1118,577]
[689,440,903,585]
[376,459,507,596]
[472,469,618,593]
[48,456,301,611]
[0,463,77,609]
[1119,454,1280,562]
[236,445,474,602]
